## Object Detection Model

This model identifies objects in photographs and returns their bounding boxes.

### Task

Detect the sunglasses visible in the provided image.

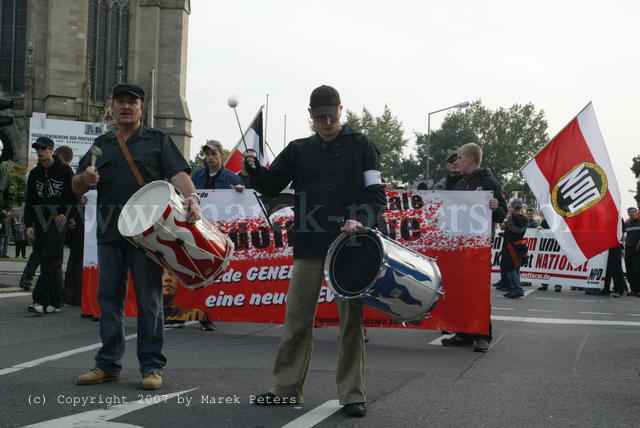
[447,155,457,163]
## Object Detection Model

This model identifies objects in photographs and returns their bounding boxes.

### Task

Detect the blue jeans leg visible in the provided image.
[95,241,128,376]
[127,243,166,375]
[505,269,524,296]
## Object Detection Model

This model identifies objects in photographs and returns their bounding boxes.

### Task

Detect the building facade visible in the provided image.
[0,0,192,166]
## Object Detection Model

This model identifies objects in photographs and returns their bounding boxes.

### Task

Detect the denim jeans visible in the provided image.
[94,238,166,376]
[504,269,524,296]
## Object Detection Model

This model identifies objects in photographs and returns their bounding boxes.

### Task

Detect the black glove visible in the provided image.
[243,155,260,174]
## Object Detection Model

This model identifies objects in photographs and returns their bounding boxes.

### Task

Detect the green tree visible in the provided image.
[415,114,478,186]
[631,155,640,207]
[417,100,548,201]
[344,105,408,182]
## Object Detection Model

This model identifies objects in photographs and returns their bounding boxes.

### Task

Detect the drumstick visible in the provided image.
[90,145,103,169]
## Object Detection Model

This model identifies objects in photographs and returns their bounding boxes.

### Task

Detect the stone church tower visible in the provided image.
[0,0,192,166]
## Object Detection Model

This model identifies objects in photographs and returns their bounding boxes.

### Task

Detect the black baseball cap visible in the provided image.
[112,83,145,101]
[309,85,341,116]
[32,136,54,150]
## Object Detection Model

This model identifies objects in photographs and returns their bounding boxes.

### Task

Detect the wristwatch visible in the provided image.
[188,192,201,204]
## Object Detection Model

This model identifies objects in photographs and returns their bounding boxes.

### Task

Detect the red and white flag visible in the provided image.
[522,103,621,266]
[224,106,269,173]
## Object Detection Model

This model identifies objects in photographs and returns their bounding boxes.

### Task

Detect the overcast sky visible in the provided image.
[186,0,639,209]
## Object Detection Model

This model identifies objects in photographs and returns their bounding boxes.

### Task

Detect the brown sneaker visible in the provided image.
[76,368,120,385]
[142,372,163,390]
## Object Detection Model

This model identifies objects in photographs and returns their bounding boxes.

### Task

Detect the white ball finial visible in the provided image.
[227,95,239,108]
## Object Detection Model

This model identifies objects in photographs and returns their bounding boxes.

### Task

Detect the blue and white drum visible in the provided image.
[324,228,443,322]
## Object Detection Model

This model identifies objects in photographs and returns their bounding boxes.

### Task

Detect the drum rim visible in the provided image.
[117,180,173,237]
[324,228,389,300]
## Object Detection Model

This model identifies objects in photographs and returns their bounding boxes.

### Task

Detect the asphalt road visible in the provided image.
[1,285,640,428]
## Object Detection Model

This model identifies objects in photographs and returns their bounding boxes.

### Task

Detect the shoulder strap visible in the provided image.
[116,133,145,186]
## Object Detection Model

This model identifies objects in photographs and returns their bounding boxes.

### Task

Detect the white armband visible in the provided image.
[363,170,382,187]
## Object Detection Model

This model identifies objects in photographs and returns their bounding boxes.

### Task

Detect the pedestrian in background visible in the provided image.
[55,145,84,306]
[11,215,27,258]
[24,136,75,314]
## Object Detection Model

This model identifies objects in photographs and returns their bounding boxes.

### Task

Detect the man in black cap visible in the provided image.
[73,83,201,391]
[24,136,76,314]
[244,85,386,418]
[432,149,463,190]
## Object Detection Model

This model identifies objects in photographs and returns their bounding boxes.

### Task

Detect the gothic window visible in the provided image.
[87,0,130,102]
[0,0,27,95]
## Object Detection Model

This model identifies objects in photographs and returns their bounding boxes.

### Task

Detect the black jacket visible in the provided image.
[453,167,508,224]
[432,174,463,190]
[24,156,76,231]
[248,125,387,258]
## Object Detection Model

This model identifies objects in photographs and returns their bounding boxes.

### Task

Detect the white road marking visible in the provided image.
[492,307,515,311]
[0,321,198,377]
[282,399,342,428]
[578,312,614,315]
[628,314,640,317]
[0,292,30,298]
[429,334,454,346]
[523,288,536,297]
[492,315,640,326]
[528,309,560,313]
[576,300,606,303]
[533,297,562,301]
[24,388,198,428]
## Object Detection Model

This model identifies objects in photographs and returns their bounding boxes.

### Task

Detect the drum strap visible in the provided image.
[116,133,145,187]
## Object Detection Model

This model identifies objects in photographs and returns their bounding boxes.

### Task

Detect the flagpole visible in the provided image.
[223,105,265,169]
[520,101,593,173]
[265,94,269,144]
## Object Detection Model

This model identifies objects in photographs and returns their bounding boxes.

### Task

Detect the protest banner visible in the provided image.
[490,228,607,289]
[82,189,494,334]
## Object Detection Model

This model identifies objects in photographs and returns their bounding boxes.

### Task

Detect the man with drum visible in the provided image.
[244,85,386,418]
[72,83,201,390]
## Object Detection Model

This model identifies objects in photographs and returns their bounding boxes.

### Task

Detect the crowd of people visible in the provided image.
[4,81,640,420]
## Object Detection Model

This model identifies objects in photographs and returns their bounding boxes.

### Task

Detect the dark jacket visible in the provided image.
[624,217,640,251]
[248,125,387,259]
[500,214,528,270]
[432,174,463,190]
[191,166,243,189]
[24,156,76,231]
[76,126,190,243]
[453,167,508,224]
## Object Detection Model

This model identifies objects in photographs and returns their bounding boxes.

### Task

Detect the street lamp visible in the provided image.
[425,101,470,186]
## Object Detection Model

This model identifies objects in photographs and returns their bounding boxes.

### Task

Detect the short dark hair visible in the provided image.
[54,145,74,164]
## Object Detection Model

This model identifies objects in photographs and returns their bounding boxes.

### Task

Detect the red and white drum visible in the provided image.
[117,180,234,289]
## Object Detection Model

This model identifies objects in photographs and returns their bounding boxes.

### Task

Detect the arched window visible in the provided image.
[87,0,130,102]
[0,0,27,95]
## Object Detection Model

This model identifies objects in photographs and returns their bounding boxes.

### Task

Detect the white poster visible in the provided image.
[491,228,608,289]
[28,112,105,171]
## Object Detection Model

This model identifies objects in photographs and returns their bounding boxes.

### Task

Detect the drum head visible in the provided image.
[118,181,172,237]
[328,231,382,296]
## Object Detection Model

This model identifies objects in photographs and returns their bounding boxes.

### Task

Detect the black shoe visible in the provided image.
[628,291,639,296]
[252,392,298,406]
[555,285,562,292]
[364,328,369,343]
[497,286,511,292]
[441,335,473,347]
[492,281,502,288]
[504,292,523,299]
[200,320,216,331]
[343,402,366,417]
[473,339,490,352]
[537,286,548,291]
[521,282,532,287]
[596,290,610,296]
